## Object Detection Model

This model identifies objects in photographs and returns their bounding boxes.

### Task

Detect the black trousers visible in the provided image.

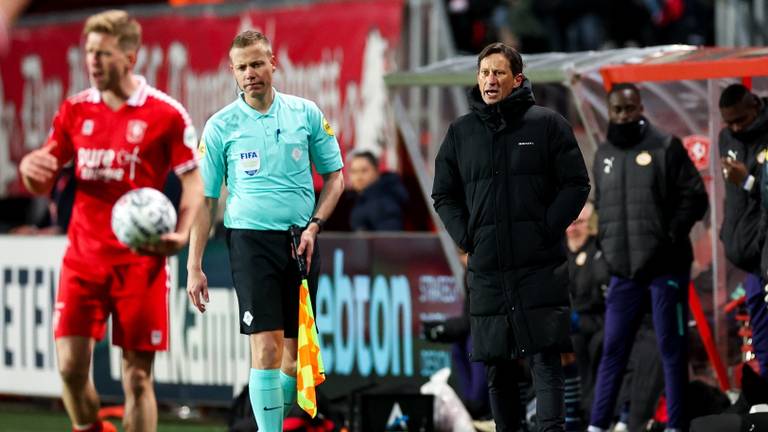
[571,324,604,416]
[486,350,565,432]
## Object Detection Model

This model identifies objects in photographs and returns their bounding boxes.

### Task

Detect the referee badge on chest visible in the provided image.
[239,150,261,176]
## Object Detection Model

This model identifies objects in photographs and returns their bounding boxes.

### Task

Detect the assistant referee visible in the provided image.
[186,30,344,432]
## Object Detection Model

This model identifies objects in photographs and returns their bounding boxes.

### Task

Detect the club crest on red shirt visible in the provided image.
[126,119,148,144]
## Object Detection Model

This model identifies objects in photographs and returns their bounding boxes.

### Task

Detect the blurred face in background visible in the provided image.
[721,96,759,135]
[230,42,276,104]
[477,53,523,105]
[85,32,134,92]
[348,156,379,193]
[608,88,643,124]
[566,203,593,241]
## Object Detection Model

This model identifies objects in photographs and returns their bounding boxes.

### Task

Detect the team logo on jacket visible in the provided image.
[576,251,587,266]
[635,151,652,166]
[603,157,614,174]
[126,119,148,144]
[239,150,261,176]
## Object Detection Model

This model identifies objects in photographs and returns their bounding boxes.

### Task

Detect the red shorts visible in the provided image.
[54,255,170,351]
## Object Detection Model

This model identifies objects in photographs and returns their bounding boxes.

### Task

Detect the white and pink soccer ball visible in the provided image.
[111,187,177,249]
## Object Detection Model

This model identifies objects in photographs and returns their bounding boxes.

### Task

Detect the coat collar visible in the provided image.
[469,79,536,131]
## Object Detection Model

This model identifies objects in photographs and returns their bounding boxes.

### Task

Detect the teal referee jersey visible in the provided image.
[199,90,343,230]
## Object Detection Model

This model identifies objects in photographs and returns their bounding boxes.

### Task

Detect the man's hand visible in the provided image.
[19,146,59,193]
[136,232,187,256]
[296,223,319,272]
[187,267,209,313]
[721,157,748,186]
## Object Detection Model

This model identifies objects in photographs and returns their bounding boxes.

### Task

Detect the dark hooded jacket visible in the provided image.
[720,98,768,274]
[554,236,609,333]
[594,118,708,280]
[350,173,408,231]
[432,81,590,360]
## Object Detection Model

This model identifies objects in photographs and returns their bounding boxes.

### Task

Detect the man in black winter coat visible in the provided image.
[719,83,768,378]
[588,83,708,432]
[348,151,408,231]
[432,42,590,432]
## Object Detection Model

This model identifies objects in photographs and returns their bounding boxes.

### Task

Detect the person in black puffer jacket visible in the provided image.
[347,151,408,231]
[719,84,768,379]
[588,83,708,432]
[432,42,590,432]
[554,201,609,427]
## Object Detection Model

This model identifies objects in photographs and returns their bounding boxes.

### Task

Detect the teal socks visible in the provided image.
[280,371,297,418]
[249,368,283,432]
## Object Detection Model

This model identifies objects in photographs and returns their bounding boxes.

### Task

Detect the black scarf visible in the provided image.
[607,117,648,148]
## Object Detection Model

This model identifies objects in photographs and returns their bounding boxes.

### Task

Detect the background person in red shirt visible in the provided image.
[18,10,203,432]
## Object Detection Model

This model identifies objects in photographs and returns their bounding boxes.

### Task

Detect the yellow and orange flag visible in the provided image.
[289,225,325,418]
[296,278,325,417]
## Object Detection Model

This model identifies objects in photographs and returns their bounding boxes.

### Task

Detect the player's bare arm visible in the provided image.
[186,196,218,313]
[298,169,344,270]
[138,168,204,256]
[19,145,60,195]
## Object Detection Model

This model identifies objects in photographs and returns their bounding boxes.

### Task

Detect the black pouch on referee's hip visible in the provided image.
[289,224,309,279]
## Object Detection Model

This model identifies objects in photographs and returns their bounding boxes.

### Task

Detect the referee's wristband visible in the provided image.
[743,175,756,192]
[308,217,325,232]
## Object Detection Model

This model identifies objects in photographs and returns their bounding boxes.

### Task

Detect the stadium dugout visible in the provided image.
[385,45,768,391]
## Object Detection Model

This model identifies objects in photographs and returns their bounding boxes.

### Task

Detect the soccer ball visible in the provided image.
[111,187,177,249]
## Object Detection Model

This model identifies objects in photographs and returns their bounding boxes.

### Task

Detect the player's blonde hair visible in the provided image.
[82,10,141,52]
[230,30,272,55]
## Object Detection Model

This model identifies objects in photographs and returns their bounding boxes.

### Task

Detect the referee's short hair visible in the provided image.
[230,30,272,55]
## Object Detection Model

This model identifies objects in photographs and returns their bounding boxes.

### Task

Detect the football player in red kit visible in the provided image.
[18,10,203,432]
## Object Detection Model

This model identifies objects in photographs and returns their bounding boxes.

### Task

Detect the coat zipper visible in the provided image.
[621,153,630,274]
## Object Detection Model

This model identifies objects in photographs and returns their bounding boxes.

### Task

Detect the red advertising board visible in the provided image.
[0,1,403,197]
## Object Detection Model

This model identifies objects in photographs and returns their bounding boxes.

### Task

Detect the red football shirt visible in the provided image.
[46,76,197,264]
